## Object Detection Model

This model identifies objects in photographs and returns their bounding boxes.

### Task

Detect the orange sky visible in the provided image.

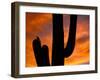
[26,12,89,67]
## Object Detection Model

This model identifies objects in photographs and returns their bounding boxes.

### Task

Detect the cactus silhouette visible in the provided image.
[32,37,50,66]
[52,14,77,66]
[32,14,77,66]
[52,14,64,65]
[64,15,77,57]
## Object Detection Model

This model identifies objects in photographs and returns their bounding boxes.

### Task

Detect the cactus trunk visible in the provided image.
[52,14,64,66]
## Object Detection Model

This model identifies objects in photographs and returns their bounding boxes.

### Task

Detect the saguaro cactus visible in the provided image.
[32,37,50,66]
[52,14,77,66]
[32,14,77,66]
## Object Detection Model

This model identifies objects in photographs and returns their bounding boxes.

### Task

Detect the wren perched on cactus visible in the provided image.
[32,14,77,66]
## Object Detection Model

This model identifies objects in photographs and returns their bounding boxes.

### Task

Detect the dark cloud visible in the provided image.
[77,34,89,43]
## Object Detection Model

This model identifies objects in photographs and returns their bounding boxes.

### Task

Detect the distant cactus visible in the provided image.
[32,14,77,66]
[32,37,50,66]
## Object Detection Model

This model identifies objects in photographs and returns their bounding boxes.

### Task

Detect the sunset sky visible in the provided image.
[26,12,89,67]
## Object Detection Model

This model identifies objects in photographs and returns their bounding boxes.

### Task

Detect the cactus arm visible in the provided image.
[41,45,50,66]
[64,15,77,57]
